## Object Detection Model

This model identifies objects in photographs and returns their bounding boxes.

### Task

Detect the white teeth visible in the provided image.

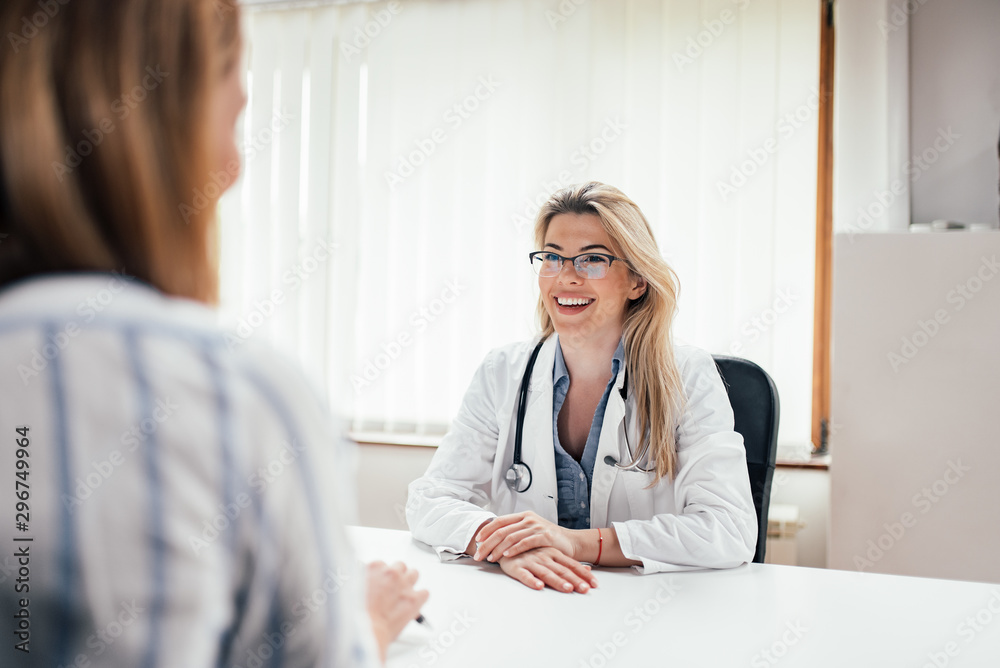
[557,297,592,306]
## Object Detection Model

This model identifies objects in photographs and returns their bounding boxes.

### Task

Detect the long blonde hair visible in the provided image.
[0,0,241,302]
[534,182,685,481]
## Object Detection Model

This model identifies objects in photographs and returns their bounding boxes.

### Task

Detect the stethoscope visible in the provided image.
[505,337,654,493]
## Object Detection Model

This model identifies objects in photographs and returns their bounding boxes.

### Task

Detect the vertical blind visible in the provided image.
[219,0,819,450]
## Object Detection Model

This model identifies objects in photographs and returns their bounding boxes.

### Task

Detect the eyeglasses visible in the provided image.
[528,251,628,280]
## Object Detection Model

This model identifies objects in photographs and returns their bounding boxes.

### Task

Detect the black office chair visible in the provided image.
[712,355,780,564]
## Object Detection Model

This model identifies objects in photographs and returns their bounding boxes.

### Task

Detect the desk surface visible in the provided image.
[348,526,1000,668]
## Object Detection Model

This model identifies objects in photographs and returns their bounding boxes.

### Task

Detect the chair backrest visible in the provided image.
[712,355,780,564]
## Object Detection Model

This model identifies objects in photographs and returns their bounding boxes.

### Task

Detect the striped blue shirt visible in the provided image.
[551,338,625,530]
[0,274,377,668]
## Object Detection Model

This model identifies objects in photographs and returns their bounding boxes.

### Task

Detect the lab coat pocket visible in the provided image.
[618,469,658,521]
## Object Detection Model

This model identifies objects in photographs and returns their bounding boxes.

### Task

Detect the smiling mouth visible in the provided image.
[556,296,594,308]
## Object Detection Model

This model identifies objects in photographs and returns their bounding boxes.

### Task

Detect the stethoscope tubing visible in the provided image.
[507,336,653,493]
[506,337,546,493]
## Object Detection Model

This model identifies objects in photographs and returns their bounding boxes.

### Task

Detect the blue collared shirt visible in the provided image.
[551,337,626,529]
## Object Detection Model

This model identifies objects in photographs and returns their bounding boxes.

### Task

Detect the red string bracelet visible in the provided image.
[596,528,603,565]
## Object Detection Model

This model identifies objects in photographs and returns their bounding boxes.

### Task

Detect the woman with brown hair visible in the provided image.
[0,1,423,665]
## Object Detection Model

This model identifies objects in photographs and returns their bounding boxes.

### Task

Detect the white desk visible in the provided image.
[349,527,1000,667]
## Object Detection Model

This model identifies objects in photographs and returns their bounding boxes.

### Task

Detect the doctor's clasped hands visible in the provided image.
[471,512,599,593]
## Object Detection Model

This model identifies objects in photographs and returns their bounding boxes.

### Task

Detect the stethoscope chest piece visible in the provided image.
[505,462,532,493]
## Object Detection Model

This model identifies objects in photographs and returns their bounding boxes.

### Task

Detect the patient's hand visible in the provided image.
[366,561,429,661]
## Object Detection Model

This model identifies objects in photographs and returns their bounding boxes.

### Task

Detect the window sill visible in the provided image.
[350,433,832,470]
[349,432,443,448]
[776,453,830,470]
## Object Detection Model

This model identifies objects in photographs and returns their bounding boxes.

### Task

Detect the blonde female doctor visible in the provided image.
[406,182,756,594]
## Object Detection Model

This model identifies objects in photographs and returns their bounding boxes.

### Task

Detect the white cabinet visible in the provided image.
[829,232,1000,582]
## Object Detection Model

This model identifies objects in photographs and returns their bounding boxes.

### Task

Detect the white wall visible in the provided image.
[833,0,911,235]
[769,467,829,568]
[357,443,434,530]
[909,0,1000,227]
[825,0,1000,584]
[835,0,1000,231]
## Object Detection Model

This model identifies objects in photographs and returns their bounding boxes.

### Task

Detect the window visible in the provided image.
[219,0,820,451]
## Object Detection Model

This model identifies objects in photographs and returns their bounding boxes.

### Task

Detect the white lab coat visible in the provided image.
[406,335,757,573]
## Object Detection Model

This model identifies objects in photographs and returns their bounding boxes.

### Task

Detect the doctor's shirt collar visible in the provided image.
[552,336,626,387]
